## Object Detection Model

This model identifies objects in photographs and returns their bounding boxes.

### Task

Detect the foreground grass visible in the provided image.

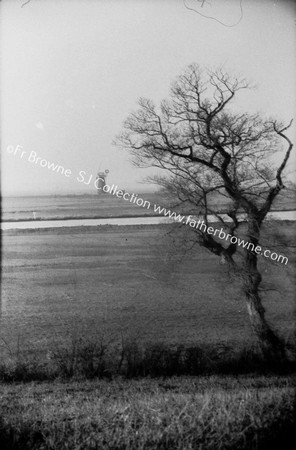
[0,375,295,450]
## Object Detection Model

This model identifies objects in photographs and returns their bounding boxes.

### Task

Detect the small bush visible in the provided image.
[183,345,207,374]
[50,336,110,379]
[0,356,53,382]
[143,343,184,377]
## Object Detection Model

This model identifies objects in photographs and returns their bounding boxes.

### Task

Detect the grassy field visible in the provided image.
[1,222,295,357]
[1,220,295,449]
[0,375,295,449]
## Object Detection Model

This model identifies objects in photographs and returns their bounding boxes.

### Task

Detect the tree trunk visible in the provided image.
[244,217,286,359]
[245,284,285,359]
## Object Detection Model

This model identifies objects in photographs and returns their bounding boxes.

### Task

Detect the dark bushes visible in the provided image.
[0,337,295,382]
[51,336,109,379]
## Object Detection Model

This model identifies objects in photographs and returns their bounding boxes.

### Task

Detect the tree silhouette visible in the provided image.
[116,64,293,357]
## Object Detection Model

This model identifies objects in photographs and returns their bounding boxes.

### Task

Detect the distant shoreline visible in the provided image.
[1,192,157,199]
[1,213,160,223]
[2,208,296,223]
[2,211,296,232]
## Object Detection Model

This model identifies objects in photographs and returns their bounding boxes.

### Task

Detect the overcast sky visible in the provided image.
[1,0,295,196]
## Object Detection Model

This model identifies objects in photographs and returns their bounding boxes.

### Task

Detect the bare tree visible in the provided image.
[115,64,293,358]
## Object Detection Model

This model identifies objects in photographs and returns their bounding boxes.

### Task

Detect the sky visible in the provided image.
[1,0,295,196]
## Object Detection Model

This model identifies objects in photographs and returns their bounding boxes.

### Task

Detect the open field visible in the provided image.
[1,222,295,357]
[0,375,295,449]
[1,203,295,449]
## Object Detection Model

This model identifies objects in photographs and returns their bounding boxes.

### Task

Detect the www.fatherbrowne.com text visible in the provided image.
[97,181,288,266]
[7,145,288,265]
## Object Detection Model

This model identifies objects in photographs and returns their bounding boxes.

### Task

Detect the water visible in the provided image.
[1,216,170,230]
[2,195,296,230]
[2,210,296,230]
